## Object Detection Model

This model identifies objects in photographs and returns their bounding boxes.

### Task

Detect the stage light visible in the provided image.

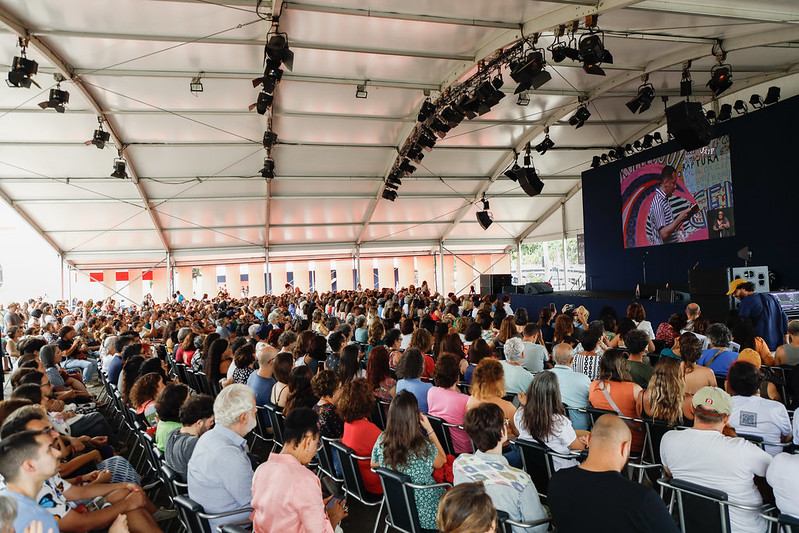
[417,132,436,151]
[717,103,732,122]
[38,87,70,113]
[764,86,780,105]
[384,179,399,190]
[406,145,424,163]
[428,116,451,138]
[111,157,127,179]
[263,131,278,149]
[535,134,555,155]
[680,79,692,97]
[355,84,368,99]
[190,75,203,95]
[516,92,530,106]
[608,149,617,160]
[399,158,416,175]
[440,106,465,127]
[578,33,613,76]
[633,140,642,151]
[568,105,591,128]
[7,53,39,88]
[260,158,275,179]
[550,36,580,63]
[591,156,601,168]
[518,166,545,197]
[504,163,520,182]
[625,144,633,154]
[705,110,716,124]
[707,64,733,97]
[382,189,397,201]
[455,94,478,120]
[85,125,110,149]
[652,132,663,144]
[510,50,551,94]
[387,173,402,188]
[249,91,273,114]
[600,154,609,163]
[418,100,435,122]
[266,32,294,70]
[733,100,747,114]
[626,83,655,114]
[476,198,493,230]
[252,59,283,94]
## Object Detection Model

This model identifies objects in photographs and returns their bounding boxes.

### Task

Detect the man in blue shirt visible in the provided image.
[247,344,277,426]
[548,343,591,430]
[728,279,789,351]
[697,323,739,377]
[0,430,62,533]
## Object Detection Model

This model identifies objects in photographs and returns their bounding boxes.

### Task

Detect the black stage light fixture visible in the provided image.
[633,140,642,151]
[428,116,451,138]
[578,33,613,76]
[7,54,39,88]
[386,173,402,188]
[260,158,275,179]
[263,130,278,149]
[476,198,493,230]
[601,154,609,163]
[518,166,545,197]
[626,83,655,114]
[749,94,763,109]
[504,163,520,182]
[733,100,747,114]
[418,100,436,122]
[652,132,663,144]
[417,131,436,151]
[111,157,128,179]
[549,43,567,63]
[252,59,284,93]
[568,104,591,128]
[717,103,732,122]
[440,105,465,127]
[455,94,478,120]
[86,127,110,149]
[190,75,203,95]
[705,110,716,124]
[382,188,397,201]
[249,91,273,114]
[398,158,416,175]
[510,50,551,94]
[591,156,601,168]
[535,134,555,155]
[38,87,69,113]
[763,86,780,105]
[707,63,733,97]
[625,144,633,154]
[384,180,399,191]
[406,145,424,163]
[608,149,617,160]
[265,32,294,70]
[516,92,530,106]
[642,134,654,149]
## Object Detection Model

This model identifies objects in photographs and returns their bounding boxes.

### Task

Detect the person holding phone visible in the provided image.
[647,166,697,245]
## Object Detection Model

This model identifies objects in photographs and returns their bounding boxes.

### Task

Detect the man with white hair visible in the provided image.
[548,343,591,430]
[500,337,533,395]
[684,302,701,331]
[187,384,256,531]
[247,343,278,410]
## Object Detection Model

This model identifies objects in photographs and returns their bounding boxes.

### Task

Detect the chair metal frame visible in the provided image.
[513,437,583,502]
[495,509,552,533]
[173,494,252,533]
[328,440,384,533]
[374,466,451,533]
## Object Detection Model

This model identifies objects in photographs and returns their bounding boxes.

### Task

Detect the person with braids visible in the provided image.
[370,390,446,531]
[640,357,685,426]
[515,372,588,471]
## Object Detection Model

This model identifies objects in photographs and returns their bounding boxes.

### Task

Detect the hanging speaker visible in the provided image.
[518,167,545,197]
[665,100,712,151]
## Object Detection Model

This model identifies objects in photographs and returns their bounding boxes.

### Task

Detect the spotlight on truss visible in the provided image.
[626,83,655,114]
[510,50,551,94]
[578,32,613,76]
[763,86,780,105]
[111,157,128,179]
[85,122,111,149]
[265,31,294,71]
[476,198,493,230]
[249,91,273,114]
[535,133,555,155]
[568,104,591,128]
[7,51,39,88]
[707,63,733,97]
[260,158,275,179]
[38,87,70,113]
[263,131,278,149]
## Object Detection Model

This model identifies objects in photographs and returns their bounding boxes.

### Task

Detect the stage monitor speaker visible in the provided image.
[525,282,553,295]
[689,268,731,296]
[666,100,712,151]
[656,289,689,303]
[502,285,521,295]
[730,266,769,293]
[480,274,513,296]
[635,283,660,301]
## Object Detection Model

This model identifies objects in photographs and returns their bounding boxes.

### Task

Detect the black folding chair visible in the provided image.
[329,440,383,533]
[495,510,552,533]
[317,436,344,483]
[262,403,286,452]
[173,494,252,533]
[513,438,581,502]
[374,466,451,533]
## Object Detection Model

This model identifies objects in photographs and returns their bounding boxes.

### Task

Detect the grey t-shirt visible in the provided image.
[521,342,548,374]
[165,428,199,482]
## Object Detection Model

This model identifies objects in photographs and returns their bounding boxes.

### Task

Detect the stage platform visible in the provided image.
[509,290,685,330]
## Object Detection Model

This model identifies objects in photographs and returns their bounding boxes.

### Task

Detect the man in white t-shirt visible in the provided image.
[766,453,799,519]
[661,387,772,533]
[726,361,792,455]
[793,413,799,445]
[520,323,548,374]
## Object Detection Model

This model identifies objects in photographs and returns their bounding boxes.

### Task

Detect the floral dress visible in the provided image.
[371,434,444,530]
[375,377,396,402]
[313,402,344,438]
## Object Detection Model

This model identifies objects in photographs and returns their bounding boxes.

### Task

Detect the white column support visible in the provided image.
[355,245,361,289]
[438,241,445,295]
[516,241,523,286]
[265,247,271,295]
[561,204,568,292]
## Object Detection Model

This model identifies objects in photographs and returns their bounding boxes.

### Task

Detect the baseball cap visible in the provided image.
[737,348,761,368]
[692,386,733,416]
[726,278,747,295]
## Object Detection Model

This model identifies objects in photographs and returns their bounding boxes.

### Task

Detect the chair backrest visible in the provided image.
[173,494,212,533]
[329,440,372,503]
[715,374,727,389]
[184,367,199,392]
[318,437,343,482]
[263,403,286,447]
[425,414,455,455]
[219,526,250,533]
[160,464,188,499]
[174,363,189,385]
[374,467,423,533]
[514,438,554,501]
[778,513,799,533]
[496,510,552,533]
[253,405,273,442]
[641,417,674,465]
[660,477,730,533]
[196,371,214,396]
[372,400,391,430]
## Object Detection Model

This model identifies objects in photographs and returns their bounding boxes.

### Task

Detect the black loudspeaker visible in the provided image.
[476,210,493,230]
[518,167,545,197]
[666,100,712,150]
[689,268,731,295]
[480,274,513,296]
[636,283,660,301]
[525,282,554,295]
[502,285,521,294]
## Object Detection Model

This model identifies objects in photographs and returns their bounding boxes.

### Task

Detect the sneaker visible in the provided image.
[152,507,178,522]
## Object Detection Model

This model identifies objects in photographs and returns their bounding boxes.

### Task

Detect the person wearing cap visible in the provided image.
[661,386,772,533]
[727,279,789,351]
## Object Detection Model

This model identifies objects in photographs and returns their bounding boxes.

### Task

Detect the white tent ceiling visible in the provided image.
[0,0,797,270]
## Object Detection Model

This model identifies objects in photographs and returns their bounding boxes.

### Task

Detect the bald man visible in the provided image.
[548,415,678,533]
[684,303,700,332]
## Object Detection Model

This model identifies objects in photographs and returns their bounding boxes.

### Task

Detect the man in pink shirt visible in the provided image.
[251,407,347,533]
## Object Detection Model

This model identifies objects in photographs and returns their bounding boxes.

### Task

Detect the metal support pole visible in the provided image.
[60,255,65,300]
[265,247,271,295]
[516,240,523,285]
[166,252,174,295]
[561,203,568,291]
[355,245,361,290]
[438,241,445,295]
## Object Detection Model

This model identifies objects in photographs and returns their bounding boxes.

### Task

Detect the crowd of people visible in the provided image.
[0,279,796,533]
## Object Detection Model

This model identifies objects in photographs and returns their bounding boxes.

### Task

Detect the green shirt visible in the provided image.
[155,420,182,451]
[627,360,653,390]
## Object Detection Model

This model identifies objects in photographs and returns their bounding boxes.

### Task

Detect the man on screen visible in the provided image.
[647,166,697,245]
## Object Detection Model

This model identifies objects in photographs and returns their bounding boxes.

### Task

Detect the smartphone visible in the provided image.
[549,303,556,312]
[325,495,344,510]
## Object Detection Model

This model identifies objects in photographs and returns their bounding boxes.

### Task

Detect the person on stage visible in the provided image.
[711,209,731,238]
[647,166,696,245]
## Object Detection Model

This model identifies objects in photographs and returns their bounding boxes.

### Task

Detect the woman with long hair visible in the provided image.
[588,349,644,452]
[515,371,587,471]
[640,357,685,426]
[677,333,716,420]
[408,327,435,377]
[466,358,518,437]
[437,483,497,533]
[130,372,166,433]
[205,338,232,386]
[367,321,385,348]
[283,365,318,415]
[366,346,396,401]
[730,315,775,366]
[383,328,403,369]
[495,316,518,347]
[175,330,198,366]
[370,390,446,531]
[338,344,364,384]
[432,322,449,358]
[120,355,144,407]
[270,352,294,408]
[538,307,555,344]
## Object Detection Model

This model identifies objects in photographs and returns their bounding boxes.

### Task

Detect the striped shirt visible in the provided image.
[647,188,675,245]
